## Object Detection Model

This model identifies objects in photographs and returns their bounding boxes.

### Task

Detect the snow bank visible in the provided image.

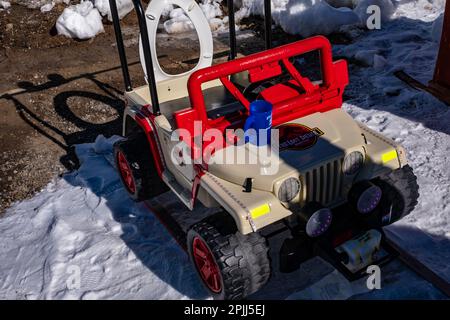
[56,1,104,40]
[95,0,133,22]
[393,0,447,22]
[162,0,361,36]
[336,0,445,69]
[231,0,446,40]
[156,0,401,37]
[163,0,228,34]
[54,0,134,40]
[276,1,360,37]
[0,1,11,10]
[40,2,54,13]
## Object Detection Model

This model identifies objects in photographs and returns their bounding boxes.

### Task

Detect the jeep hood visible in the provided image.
[207,109,365,192]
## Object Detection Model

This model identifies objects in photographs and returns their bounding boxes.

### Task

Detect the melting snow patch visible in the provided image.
[95,0,133,21]
[276,1,360,37]
[56,1,104,40]
[0,1,11,10]
[40,2,54,13]
[163,0,228,34]
[233,0,388,37]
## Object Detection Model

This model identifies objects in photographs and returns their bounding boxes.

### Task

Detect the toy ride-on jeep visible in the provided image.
[109,0,419,299]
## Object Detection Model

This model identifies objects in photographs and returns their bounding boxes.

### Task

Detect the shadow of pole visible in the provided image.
[1,69,127,170]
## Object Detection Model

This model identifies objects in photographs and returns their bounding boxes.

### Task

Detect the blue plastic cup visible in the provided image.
[244,100,273,146]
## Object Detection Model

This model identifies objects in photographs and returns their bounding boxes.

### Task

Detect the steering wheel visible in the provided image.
[242,80,275,100]
[218,58,317,112]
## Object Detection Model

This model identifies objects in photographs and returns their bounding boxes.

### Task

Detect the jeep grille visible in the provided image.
[304,158,344,206]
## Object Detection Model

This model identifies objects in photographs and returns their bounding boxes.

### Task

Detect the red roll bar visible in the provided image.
[187,36,336,123]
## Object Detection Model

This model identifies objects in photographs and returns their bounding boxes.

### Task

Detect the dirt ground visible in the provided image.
[0,3,282,212]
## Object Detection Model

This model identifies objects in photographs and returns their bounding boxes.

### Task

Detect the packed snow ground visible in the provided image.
[0,135,446,300]
[1,0,449,299]
[335,0,450,285]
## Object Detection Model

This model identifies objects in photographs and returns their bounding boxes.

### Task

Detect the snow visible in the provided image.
[14,0,69,10]
[0,136,207,299]
[40,2,54,13]
[9,0,448,41]
[56,1,105,40]
[393,0,447,21]
[0,1,11,10]
[275,1,360,37]
[163,0,229,34]
[164,10,194,34]
[159,0,400,37]
[54,0,134,39]
[331,0,450,283]
[158,0,396,37]
[94,0,133,22]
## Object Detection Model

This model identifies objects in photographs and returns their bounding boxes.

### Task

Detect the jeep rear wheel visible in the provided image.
[113,132,168,201]
[187,213,271,300]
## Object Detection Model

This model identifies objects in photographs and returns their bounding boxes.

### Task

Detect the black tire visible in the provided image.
[373,164,419,226]
[113,132,168,201]
[187,212,271,300]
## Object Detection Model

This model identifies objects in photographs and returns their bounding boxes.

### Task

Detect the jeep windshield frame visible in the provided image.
[187,36,348,129]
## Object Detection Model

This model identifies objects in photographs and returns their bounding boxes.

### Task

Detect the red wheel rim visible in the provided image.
[192,237,222,293]
[117,151,136,194]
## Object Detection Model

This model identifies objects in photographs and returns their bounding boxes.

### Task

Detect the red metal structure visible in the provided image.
[174,36,348,160]
[429,0,450,105]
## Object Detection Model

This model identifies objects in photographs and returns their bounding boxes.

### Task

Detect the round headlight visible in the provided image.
[305,208,333,238]
[278,177,300,202]
[356,184,382,214]
[343,151,364,176]
[298,202,333,238]
[349,181,383,214]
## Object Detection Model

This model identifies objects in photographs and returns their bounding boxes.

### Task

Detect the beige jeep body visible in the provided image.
[123,74,408,235]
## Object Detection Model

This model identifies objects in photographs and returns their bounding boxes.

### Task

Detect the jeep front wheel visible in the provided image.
[187,213,271,300]
[373,164,419,226]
